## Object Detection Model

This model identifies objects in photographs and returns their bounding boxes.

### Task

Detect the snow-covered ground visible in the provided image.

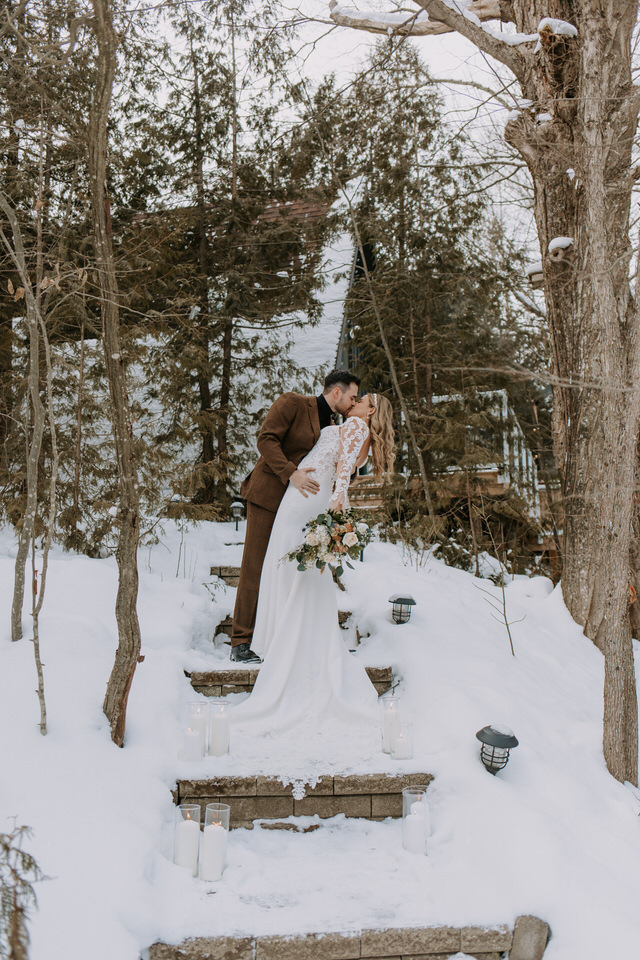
[1,521,640,959]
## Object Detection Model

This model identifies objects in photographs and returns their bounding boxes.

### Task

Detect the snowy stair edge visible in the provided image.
[147,914,551,959]
[186,666,394,697]
[174,773,434,829]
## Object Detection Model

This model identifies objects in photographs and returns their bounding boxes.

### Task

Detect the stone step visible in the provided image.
[211,565,241,587]
[187,665,394,697]
[149,921,528,960]
[175,772,432,830]
[214,616,233,638]
[214,609,355,641]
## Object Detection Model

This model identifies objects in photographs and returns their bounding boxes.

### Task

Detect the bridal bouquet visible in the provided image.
[284,510,374,577]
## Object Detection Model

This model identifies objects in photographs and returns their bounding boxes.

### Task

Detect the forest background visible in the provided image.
[0,0,550,558]
[4,0,638,776]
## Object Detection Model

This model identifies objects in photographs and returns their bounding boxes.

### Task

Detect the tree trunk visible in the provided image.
[190,31,216,499]
[502,1,640,783]
[88,0,142,747]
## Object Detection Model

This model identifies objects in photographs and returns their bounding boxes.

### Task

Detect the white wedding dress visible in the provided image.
[232,417,378,732]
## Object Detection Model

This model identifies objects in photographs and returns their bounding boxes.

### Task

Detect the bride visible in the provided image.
[232,393,395,731]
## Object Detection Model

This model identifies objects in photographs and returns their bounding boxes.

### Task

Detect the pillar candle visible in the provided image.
[403,809,426,855]
[174,816,200,875]
[209,713,230,757]
[382,703,401,753]
[199,822,227,881]
[392,732,412,759]
[411,799,431,838]
[189,707,207,741]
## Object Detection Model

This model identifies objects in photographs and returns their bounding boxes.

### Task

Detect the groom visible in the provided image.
[230,370,360,662]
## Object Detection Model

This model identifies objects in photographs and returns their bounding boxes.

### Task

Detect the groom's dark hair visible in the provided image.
[323,369,360,393]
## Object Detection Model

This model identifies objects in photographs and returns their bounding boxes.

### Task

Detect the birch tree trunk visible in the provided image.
[333,0,640,783]
[88,0,142,747]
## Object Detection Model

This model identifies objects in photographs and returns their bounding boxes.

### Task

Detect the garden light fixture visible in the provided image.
[476,724,519,774]
[388,594,416,624]
[230,501,244,531]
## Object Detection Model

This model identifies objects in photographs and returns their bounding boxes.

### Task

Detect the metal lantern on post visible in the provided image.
[388,593,416,624]
[475,725,519,774]
[230,501,244,531]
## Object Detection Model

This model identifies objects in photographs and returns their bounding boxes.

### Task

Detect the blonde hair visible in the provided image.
[368,394,395,479]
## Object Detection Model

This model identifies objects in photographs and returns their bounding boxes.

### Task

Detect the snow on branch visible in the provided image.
[415,0,530,79]
[538,18,578,39]
[548,236,574,262]
[328,1,513,40]
[535,18,578,53]
[421,0,536,45]
[548,237,573,253]
[328,0,451,36]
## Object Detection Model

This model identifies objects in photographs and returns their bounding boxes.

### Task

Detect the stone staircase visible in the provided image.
[150,567,550,960]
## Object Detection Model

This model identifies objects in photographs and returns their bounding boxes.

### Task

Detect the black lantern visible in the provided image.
[388,593,416,624]
[230,501,244,531]
[475,725,519,774]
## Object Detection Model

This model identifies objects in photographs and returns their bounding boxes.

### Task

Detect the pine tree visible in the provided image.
[330,43,549,569]
[109,0,335,515]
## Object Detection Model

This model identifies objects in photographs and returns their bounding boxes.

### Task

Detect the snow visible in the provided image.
[548,237,574,253]
[330,2,431,29]
[525,260,543,277]
[538,18,578,39]
[433,0,537,46]
[2,523,640,959]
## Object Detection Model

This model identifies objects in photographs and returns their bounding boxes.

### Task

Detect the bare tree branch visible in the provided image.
[328,0,450,36]
[415,0,529,79]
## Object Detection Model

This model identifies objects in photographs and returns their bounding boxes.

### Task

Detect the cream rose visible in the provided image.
[342,532,358,548]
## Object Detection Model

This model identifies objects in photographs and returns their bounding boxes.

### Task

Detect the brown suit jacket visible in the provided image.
[241,393,321,512]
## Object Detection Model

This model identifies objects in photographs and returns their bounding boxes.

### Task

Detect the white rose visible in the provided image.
[343,532,358,548]
[316,525,331,543]
[356,522,369,535]
[305,530,319,546]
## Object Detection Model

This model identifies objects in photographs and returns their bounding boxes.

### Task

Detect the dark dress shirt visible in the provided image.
[316,394,334,429]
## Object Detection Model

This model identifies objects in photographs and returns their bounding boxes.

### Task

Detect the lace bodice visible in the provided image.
[297,418,369,509]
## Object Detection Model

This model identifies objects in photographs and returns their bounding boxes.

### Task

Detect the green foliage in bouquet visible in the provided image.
[284,510,375,578]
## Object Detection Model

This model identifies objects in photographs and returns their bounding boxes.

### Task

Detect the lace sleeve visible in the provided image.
[330,418,369,510]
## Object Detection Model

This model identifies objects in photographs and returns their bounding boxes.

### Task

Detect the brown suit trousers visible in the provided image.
[231,393,320,646]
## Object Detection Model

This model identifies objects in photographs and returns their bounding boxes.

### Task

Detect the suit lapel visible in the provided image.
[308,396,321,443]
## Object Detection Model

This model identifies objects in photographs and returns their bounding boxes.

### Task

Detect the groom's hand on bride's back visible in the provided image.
[290,467,320,498]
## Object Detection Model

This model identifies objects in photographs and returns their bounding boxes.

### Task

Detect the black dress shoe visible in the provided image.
[230,642,263,664]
